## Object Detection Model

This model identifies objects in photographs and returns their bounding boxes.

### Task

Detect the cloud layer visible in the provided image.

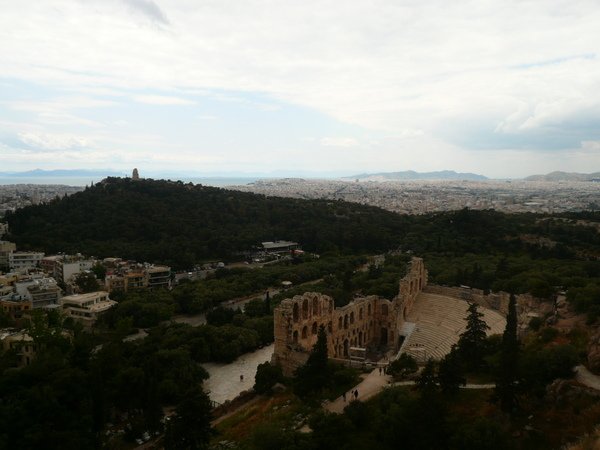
[0,0,599,176]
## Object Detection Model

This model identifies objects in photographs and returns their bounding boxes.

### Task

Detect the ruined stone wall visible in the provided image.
[273,257,428,376]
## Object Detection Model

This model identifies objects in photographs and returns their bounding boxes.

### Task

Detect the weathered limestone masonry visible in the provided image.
[273,257,427,376]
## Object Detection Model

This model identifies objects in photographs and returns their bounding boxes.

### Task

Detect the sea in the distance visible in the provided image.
[0,176,264,187]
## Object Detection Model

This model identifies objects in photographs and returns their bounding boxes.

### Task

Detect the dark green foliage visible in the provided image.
[294,325,330,398]
[528,316,543,331]
[206,306,236,326]
[416,359,438,395]
[448,418,512,450]
[254,361,284,394]
[388,353,418,379]
[457,303,490,371]
[164,387,213,450]
[519,344,579,396]
[72,271,100,293]
[438,347,465,396]
[5,178,411,269]
[495,293,520,415]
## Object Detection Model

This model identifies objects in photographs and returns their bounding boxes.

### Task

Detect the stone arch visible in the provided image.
[338,316,343,330]
[329,299,333,314]
[381,303,389,316]
[344,314,349,329]
[302,299,308,320]
[327,321,332,333]
[302,326,308,339]
[312,297,319,316]
[343,339,349,357]
[368,303,371,316]
[293,330,298,343]
[350,311,355,324]
[312,322,318,335]
[293,303,299,323]
[359,307,363,320]
[358,330,363,346]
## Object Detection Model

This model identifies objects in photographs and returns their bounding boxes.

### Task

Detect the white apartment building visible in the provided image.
[60,291,117,327]
[8,251,44,271]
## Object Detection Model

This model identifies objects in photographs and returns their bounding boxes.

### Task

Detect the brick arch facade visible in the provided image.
[273,257,428,375]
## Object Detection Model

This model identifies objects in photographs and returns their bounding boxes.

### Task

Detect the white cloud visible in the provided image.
[18,132,90,150]
[1,1,600,175]
[133,95,195,105]
[320,137,359,147]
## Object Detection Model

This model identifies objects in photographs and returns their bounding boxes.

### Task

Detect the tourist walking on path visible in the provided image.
[354,389,359,400]
[342,392,346,402]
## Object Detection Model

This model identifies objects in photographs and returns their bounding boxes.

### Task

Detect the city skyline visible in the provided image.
[1,1,600,178]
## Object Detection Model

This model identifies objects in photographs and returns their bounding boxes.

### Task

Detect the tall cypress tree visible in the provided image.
[495,293,520,415]
[457,302,490,371]
[294,325,330,398]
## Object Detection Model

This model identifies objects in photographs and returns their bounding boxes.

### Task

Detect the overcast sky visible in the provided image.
[1,0,599,178]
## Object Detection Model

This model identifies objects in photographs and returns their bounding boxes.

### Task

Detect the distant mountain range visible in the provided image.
[524,171,600,182]
[0,169,124,177]
[344,170,488,181]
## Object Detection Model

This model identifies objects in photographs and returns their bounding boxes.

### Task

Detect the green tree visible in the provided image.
[457,303,490,371]
[388,353,418,379]
[164,387,213,450]
[416,359,438,396]
[73,271,100,293]
[495,293,519,415]
[438,346,465,396]
[254,361,284,394]
[294,324,329,398]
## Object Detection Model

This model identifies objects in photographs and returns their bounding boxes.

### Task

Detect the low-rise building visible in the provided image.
[0,329,35,367]
[262,241,299,254]
[60,291,117,327]
[9,251,44,271]
[0,241,17,269]
[104,264,171,293]
[15,276,62,308]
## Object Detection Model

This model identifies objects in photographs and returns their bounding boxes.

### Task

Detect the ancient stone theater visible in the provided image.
[273,257,427,376]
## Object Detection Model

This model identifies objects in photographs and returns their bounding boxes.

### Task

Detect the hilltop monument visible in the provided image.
[132,168,140,180]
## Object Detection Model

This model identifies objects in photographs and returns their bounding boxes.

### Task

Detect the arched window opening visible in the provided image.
[302,326,308,339]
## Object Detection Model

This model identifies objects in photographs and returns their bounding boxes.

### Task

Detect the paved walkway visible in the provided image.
[325,368,394,413]
[324,368,496,414]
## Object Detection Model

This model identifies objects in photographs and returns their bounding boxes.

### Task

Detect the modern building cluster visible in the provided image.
[0,240,171,330]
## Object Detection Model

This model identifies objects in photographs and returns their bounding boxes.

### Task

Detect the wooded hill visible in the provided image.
[4,177,412,268]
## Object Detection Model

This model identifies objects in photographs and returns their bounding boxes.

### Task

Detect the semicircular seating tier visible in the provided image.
[402,292,506,362]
